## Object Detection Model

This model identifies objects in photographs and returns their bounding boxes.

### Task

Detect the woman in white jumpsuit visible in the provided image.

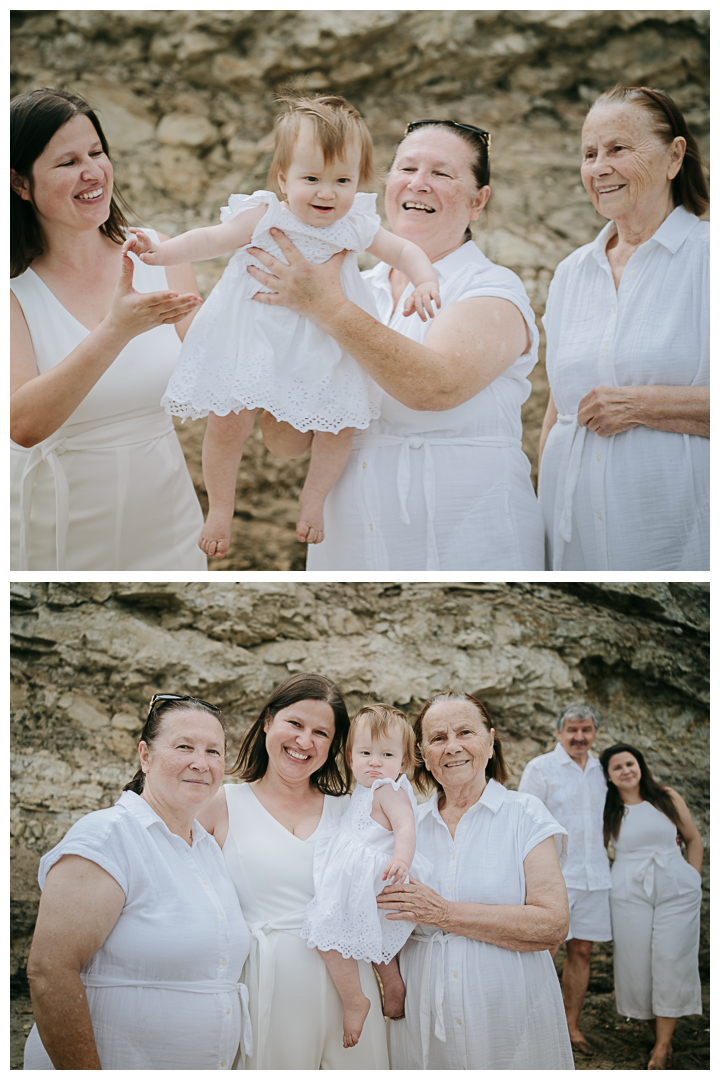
[600,743,703,1069]
[198,673,389,1070]
[252,119,544,571]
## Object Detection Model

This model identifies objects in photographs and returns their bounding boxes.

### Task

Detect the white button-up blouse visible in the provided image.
[539,205,709,570]
[24,791,251,1070]
[519,742,611,890]
[388,780,573,1070]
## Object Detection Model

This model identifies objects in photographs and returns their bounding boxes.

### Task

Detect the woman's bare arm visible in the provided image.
[666,788,704,874]
[538,391,558,475]
[378,835,568,951]
[247,230,530,411]
[577,384,709,438]
[26,855,126,1069]
[11,255,201,447]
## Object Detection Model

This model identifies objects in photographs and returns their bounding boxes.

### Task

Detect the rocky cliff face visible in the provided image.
[10,11,710,569]
[10,581,709,991]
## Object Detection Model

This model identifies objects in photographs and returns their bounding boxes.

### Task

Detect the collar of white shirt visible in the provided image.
[423,776,508,824]
[117,788,211,845]
[553,741,601,773]
[581,203,699,270]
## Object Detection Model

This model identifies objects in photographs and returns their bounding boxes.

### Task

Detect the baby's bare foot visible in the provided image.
[199,509,232,559]
[297,489,326,544]
[342,995,371,1048]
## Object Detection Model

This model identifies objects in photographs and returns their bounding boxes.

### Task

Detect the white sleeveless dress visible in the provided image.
[10,236,205,571]
[162,191,383,433]
[302,775,432,963]
[610,800,702,1019]
[221,783,389,1070]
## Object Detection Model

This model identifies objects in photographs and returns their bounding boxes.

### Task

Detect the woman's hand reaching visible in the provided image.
[247,228,350,324]
[106,253,202,339]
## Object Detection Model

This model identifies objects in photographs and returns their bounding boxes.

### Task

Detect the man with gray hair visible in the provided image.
[518,701,610,1055]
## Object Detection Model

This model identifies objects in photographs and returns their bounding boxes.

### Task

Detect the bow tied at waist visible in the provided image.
[409,929,460,1068]
[247,910,307,1069]
[352,431,523,571]
[17,410,174,570]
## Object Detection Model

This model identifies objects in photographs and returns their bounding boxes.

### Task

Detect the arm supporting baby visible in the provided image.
[123,204,268,265]
[375,785,418,885]
[366,227,441,322]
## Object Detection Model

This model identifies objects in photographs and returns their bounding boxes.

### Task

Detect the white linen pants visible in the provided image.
[610,854,702,1019]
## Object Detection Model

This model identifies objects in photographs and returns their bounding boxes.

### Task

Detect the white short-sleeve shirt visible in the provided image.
[389,780,573,1070]
[539,205,709,570]
[519,742,611,890]
[24,791,251,1070]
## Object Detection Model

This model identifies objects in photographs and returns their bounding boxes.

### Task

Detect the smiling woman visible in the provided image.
[378,691,573,1069]
[23,695,253,1070]
[197,673,389,1070]
[538,84,709,571]
[10,88,205,571]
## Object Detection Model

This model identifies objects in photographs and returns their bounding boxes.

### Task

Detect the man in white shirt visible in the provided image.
[518,702,610,1055]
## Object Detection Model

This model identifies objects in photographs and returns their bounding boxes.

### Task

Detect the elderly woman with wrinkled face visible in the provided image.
[377,692,574,1070]
[538,85,709,571]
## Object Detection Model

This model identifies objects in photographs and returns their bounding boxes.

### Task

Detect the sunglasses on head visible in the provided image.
[147,693,221,716]
[405,119,491,152]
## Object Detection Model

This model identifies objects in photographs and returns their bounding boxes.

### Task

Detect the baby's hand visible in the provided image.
[403,282,441,322]
[382,859,410,885]
[123,228,163,265]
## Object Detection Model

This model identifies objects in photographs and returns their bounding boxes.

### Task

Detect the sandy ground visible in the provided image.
[11,972,709,1070]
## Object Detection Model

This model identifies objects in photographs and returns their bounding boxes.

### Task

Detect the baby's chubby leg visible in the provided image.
[297,426,354,544]
[373,956,406,1020]
[319,949,371,1048]
[200,408,258,559]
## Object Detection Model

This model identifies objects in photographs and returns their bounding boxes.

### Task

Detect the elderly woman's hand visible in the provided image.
[577,384,641,436]
[247,229,350,325]
[377,876,452,928]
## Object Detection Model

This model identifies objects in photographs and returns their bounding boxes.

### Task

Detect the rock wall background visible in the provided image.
[11,581,709,1007]
[10,10,711,570]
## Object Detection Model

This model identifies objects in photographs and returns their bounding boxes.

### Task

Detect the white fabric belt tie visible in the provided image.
[81,975,253,1057]
[409,929,459,1068]
[352,432,522,571]
[614,850,680,898]
[552,412,587,567]
[17,411,174,570]
[248,910,306,1069]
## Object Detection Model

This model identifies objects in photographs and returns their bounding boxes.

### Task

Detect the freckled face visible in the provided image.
[385,127,489,254]
[140,710,226,811]
[420,701,494,790]
[580,104,683,224]
[263,699,336,784]
[12,113,113,234]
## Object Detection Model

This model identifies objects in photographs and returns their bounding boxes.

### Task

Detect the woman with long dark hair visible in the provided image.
[600,744,703,1069]
[197,673,389,1069]
[11,88,205,570]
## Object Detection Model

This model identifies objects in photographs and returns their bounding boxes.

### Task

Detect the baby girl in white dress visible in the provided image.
[123,94,440,558]
[301,703,431,1048]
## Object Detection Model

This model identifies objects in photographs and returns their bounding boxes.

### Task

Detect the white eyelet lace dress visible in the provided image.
[301,775,432,964]
[162,190,383,433]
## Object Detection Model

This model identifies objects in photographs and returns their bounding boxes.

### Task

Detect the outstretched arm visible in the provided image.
[124,204,268,266]
[247,229,530,411]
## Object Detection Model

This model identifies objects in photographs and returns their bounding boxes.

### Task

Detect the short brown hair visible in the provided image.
[123,696,226,795]
[267,92,376,192]
[589,84,709,217]
[11,87,132,277]
[346,703,416,773]
[413,690,508,795]
[229,672,351,796]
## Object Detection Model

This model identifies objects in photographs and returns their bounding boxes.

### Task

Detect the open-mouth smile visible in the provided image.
[76,187,104,201]
[285,747,310,761]
[403,201,435,213]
